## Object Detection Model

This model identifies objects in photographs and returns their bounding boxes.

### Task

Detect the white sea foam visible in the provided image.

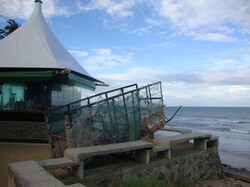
[165,106,250,159]
[229,128,250,134]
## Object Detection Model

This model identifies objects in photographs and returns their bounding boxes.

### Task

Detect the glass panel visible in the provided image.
[51,84,82,108]
[0,82,50,111]
[1,83,24,110]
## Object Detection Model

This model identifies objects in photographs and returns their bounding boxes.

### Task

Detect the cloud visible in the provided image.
[79,48,133,71]
[162,83,250,106]
[195,33,237,42]
[154,0,250,38]
[129,26,153,35]
[89,49,250,89]
[69,50,89,57]
[94,64,250,106]
[76,45,250,106]
[200,70,250,86]
[236,46,250,61]
[128,18,164,36]
[210,59,240,71]
[2,0,249,41]
[42,0,71,18]
[0,0,33,19]
[74,0,250,42]
[94,65,167,89]
[128,67,168,83]
[0,0,71,20]
[155,0,249,30]
[93,48,112,55]
[165,65,250,86]
[230,86,250,93]
[234,1,250,34]
[213,59,236,67]
[76,0,139,18]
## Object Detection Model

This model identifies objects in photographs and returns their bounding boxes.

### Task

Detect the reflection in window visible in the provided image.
[1,83,24,110]
[51,84,81,108]
[0,82,85,111]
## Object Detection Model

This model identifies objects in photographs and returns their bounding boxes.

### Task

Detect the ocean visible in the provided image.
[160,107,250,160]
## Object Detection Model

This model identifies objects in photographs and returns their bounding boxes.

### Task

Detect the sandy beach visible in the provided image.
[219,152,250,187]
[220,151,250,171]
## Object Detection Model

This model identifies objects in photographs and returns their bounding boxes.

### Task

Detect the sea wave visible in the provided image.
[219,119,250,124]
[237,120,250,124]
[229,129,250,134]
[166,107,250,160]
[214,127,229,132]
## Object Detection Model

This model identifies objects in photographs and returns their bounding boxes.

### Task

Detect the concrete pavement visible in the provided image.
[0,142,51,187]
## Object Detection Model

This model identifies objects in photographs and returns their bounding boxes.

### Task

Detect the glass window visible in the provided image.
[51,84,82,108]
[0,83,24,110]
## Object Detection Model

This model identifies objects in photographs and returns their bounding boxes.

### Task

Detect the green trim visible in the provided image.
[0,71,96,90]
[0,71,54,81]
[68,73,96,91]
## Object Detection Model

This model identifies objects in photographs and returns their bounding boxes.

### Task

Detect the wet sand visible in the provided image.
[220,151,250,170]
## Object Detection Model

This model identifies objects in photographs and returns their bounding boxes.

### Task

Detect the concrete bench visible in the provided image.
[8,160,86,187]
[160,127,192,134]
[207,136,219,148]
[39,157,75,170]
[64,140,153,178]
[153,132,214,159]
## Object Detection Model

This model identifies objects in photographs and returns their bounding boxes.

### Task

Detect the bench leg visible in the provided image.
[72,160,84,178]
[194,138,207,150]
[134,149,151,164]
[207,138,219,148]
[158,149,171,159]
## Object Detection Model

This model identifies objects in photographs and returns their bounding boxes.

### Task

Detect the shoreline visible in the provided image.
[219,151,250,171]
[219,151,250,186]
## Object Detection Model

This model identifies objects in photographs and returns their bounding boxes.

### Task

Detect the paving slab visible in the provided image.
[65,140,153,164]
[161,127,192,134]
[39,157,75,169]
[8,160,66,187]
[0,142,51,187]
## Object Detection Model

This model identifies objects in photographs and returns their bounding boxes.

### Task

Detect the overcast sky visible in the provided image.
[0,0,250,107]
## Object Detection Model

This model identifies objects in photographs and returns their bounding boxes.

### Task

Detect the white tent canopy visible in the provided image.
[0,0,101,83]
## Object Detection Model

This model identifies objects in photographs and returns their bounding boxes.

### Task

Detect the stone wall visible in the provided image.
[8,147,223,186]
[0,121,48,142]
[128,149,223,184]
[84,148,223,186]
